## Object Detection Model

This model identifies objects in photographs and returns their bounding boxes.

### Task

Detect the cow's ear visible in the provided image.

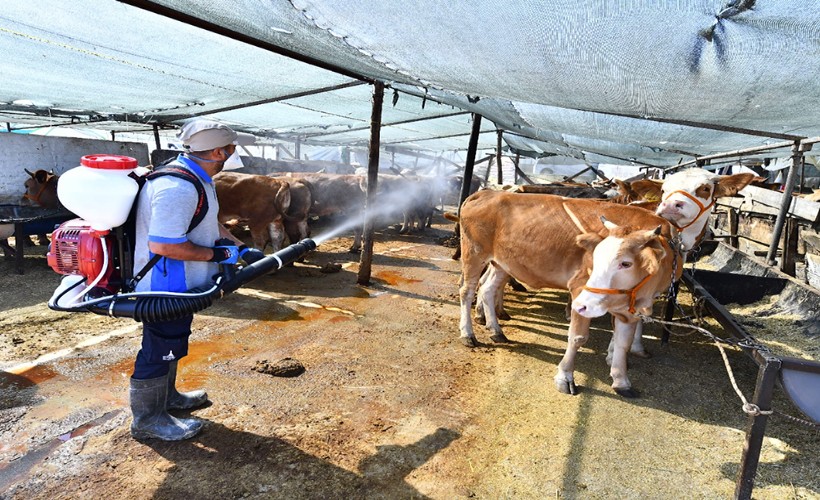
[34,170,49,183]
[630,179,663,202]
[714,173,756,198]
[613,179,634,197]
[575,232,603,252]
[638,241,664,275]
[600,216,618,230]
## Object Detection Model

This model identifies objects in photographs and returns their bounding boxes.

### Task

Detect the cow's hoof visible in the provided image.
[614,387,640,398]
[556,380,578,395]
[490,332,509,343]
[631,349,652,359]
[498,310,511,321]
[460,336,478,348]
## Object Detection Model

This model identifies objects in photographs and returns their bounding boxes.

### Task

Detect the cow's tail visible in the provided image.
[274,183,294,220]
[443,211,462,260]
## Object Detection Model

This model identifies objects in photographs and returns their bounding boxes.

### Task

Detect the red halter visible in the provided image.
[662,189,715,231]
[23,180,51,206]
[582,273,654,315]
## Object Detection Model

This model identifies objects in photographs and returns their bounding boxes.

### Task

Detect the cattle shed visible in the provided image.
[1,2,819,499]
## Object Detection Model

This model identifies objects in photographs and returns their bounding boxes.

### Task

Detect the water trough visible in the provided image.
[681,241,819,499]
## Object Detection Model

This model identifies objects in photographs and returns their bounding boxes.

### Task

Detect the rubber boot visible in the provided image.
[130,375,203,441]
[167,360,208,410]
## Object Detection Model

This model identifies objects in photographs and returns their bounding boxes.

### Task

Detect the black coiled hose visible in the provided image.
[49,238,317,322]
[86,287,217,322]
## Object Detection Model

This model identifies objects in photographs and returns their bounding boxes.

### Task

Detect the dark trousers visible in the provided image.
[132,315,194,379]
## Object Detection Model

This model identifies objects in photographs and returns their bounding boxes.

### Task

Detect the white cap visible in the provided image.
[177,119,255,151]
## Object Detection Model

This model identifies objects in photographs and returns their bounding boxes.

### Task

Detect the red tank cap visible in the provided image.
[80,155,138,170]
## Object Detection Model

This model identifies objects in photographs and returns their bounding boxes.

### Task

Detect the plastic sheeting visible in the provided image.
[2,0,820,166]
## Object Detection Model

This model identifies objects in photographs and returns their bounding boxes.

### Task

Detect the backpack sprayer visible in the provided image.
[46,154,316,323]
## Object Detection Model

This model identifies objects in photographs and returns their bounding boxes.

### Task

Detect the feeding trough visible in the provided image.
[681,241,820,499]
[0,204,75,274]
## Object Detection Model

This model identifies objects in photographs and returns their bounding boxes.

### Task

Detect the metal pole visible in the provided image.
[496,130,503,185]
[457,114,482,217]
[734,351,781,500]
[153,124,161,151]
[357,82,384,285]
[765,142,802,265]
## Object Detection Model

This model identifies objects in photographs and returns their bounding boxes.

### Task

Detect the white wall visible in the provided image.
[0,132,149,203]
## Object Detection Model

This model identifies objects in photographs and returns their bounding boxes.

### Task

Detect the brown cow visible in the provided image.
[561,220,684,396]
[22,168,59,208]
[375,174,438,234]
[471,170,754,356]
[287,173,367,252]
[270,176,314,244]
[213,172,291,252]
[3,169,61,257]
[455,190,681,396]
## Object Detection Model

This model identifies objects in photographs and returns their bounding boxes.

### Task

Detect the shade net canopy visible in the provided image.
[1,0,819,167]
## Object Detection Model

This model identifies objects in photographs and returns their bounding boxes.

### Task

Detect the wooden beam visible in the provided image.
[717,185,820,222]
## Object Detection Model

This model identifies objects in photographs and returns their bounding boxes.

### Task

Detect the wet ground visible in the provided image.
[0,217,818,499]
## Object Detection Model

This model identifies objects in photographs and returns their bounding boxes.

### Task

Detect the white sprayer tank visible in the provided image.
[57,155,139,231]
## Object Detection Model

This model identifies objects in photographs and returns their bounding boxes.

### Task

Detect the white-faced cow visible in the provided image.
[467,169,755,358]
[2,169,61,258]
[561,220,684,396]
[214,172,292,252]
[454,190,685,397]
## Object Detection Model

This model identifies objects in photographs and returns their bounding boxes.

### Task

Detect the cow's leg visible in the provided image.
[495,274,511,320]
[607,320,650,365]
[610,317,640,398]
[1,239,15,260]
[399,211,411,234]
[554,310,591,395]
[474,267,490,325]
[248,222,271,252]
[349,218,363,253]
[478,266,510,343]
[476,266,511,325]
[266,221,287,253]
[459,258,488,348]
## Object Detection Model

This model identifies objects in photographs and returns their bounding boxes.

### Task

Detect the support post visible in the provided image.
[728,208,739,249]
[734,351,781,500]
[766,142,802,265]
[782,217,798,276]
[457,114,482,217]
[496,129,503,185]
[153,124,161,151]
[484,156,493,182]
[295,136,302,161]
[357,81,384,285]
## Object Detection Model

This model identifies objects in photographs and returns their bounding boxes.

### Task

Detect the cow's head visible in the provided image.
[655,168,755,231]
[22,169,59,207]
[571,220,667,320]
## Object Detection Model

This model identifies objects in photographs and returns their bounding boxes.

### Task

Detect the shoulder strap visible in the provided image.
[129,166,209,290]
[145,166,208,234]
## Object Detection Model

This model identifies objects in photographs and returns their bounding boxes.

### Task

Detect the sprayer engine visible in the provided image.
[47,219,118,292]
